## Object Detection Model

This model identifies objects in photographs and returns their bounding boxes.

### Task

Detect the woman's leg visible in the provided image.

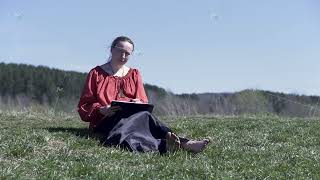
[180,139,210,153]
[145,111,211,153]
[102,111,170,153]
[96,111,209,153]
[165,132,210,153]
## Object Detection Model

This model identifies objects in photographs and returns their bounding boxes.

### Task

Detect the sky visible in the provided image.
[1,0,320,95]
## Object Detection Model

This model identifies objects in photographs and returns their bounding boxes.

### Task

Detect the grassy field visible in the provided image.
[0,110,320,179]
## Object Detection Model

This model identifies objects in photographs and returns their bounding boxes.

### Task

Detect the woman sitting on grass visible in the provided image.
[77,36,209,154]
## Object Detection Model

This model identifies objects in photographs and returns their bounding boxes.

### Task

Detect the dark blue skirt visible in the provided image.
[95,111,172,154]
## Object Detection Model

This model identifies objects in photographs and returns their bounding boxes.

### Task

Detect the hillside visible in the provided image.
[0,62,319,117]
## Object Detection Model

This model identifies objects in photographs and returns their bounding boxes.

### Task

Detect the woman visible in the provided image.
[78,36,209,154]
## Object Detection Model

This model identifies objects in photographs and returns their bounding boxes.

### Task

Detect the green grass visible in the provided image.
[0,111,320,179]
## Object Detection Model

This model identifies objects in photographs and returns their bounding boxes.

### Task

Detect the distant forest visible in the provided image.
[0,62,319,117]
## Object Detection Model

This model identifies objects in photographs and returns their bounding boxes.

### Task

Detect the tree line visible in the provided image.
[0,62,319,117]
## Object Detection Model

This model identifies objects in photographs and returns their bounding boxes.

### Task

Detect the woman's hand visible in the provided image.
[130,98,142,103]
[99,105,122,118]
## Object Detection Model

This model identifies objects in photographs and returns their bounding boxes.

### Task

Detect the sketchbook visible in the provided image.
[111,100,154,114]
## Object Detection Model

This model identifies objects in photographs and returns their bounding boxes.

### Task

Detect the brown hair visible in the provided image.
[111,36,134,51]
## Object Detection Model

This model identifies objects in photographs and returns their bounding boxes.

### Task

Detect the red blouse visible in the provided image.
[77,66,148,129]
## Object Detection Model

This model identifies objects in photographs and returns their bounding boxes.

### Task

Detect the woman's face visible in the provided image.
[111,41,134,65]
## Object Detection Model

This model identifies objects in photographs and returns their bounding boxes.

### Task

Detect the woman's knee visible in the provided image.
[136,111,151,117]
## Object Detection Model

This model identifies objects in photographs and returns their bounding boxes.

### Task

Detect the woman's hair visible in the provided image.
[111,36,135,51]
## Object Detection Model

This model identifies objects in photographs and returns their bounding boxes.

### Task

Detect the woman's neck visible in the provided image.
[109,60,123,73]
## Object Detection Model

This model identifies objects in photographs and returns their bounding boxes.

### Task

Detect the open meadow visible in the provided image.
[0,110,320,179]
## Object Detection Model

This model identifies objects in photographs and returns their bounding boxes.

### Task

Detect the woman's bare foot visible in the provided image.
[166,132,181,152]
[181,139,210,153]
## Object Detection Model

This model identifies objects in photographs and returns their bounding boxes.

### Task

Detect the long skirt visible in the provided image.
[94,111,187,154]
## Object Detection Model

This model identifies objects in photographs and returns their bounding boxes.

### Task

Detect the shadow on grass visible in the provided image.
[45,127,94,139]
[45,127,130,151]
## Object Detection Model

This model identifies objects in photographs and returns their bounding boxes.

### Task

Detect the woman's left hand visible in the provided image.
[130,98,142,103]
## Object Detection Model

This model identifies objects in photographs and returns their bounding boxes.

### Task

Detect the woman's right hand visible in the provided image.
[99,105,122,118]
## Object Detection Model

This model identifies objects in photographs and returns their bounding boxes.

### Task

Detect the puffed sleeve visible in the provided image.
[77,69,104,128]
[134,69,149,103]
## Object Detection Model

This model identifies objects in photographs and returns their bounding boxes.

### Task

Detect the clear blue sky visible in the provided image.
[1,0,319,95]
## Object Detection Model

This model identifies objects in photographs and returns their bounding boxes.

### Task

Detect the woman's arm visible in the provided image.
[77,70,104,127]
